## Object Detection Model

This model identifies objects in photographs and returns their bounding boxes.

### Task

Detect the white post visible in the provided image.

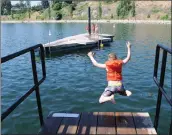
[48,30,51,52]
[113,24,115,36]
[49,30,51,45]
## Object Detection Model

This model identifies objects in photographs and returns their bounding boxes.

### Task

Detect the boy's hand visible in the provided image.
[126,41,131,48]
[87,51,95,57]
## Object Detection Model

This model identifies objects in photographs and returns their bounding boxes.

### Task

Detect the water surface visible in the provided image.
[1,23,171,134]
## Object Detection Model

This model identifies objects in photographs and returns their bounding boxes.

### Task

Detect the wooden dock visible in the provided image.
[43,33,114,54]
[39,112,157,135]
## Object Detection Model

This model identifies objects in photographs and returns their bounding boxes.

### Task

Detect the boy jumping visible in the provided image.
[87,41,132,104]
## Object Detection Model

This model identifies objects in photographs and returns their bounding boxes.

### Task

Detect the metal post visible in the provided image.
[88,7,91,35]
[169,120,172,135]
[30,50,44,126]
[154,50,167,130]
[48,2,51,20]
[153,46,160,78]
[40,46,46,78]
[11,10,13,19]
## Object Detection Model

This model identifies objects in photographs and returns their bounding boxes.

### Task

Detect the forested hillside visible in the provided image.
[1,0,171,21]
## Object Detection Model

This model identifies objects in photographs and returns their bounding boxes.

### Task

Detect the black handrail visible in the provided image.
[1,44,46,127]
[153,44,172,134]
[1,43,171,134]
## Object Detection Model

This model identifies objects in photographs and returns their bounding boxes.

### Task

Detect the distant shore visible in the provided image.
[1,20,171,24]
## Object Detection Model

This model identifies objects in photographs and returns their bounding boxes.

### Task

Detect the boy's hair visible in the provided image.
[108,53,117,59]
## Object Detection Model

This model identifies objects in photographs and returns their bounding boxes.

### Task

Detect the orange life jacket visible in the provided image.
[105,60,123,81]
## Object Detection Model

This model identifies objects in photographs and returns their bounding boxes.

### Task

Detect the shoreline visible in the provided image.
[1,20,171,24]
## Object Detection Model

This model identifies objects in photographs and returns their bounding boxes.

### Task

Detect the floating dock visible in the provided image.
[43,6,114,55]
[43,33,114,55]
[40,112,157,135]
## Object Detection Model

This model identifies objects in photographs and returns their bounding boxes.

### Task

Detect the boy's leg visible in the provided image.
[99,94,116,104]
[118,85,132,96]
[99,89,116,104]
[110,94,116,104]
[118,90,132,96]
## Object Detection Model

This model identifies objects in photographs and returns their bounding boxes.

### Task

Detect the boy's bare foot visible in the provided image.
[125,90,132,96]
[118,90,132,96]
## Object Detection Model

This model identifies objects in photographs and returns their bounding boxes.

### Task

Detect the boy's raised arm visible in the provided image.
[123,41,131,64]
[88,52,106,68]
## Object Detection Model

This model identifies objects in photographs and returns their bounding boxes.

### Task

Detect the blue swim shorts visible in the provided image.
[102,84,126,97]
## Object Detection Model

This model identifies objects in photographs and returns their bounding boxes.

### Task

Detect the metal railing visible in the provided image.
[153,44,172,134]
[1,43,172,134]
[1,44,46,126]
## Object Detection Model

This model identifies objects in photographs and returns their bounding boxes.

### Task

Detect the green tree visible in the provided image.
[6,0,11,15]
[19,0,26,8]
[52,3,62,10]
[131,1,135,17]
[1,0,12,15]
[67,3,76,18]
[52,0,63,20]
[62,2,69,8]
[52,0,62,9]
[1,0,5,15]
[116,0,135,18]
[105,0,114,3]
[48,1,51,19]
[31,5,43,12]
[65,1,72,4]
[19,0,26,13]
[98,1,102,19]
[26,1,31,18]
[53,0,62,5]
[69,3,76,17]
[41,1,49,9]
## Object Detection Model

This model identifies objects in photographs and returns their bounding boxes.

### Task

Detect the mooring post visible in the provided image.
[88,7,91,36]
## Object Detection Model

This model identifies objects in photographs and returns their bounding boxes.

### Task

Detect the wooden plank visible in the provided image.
[57,112,81,134]
[77,112,98,135]
[52,113,79,118]
[39,113,63,134]
[132,112,157,135]
[97,112,116,135]
[115,112,136,134]
[41,112,156,135]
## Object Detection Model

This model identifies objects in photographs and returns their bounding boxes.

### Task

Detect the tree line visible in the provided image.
[1,0,136,19]
[117,0,136,18]
[1,0,76,19]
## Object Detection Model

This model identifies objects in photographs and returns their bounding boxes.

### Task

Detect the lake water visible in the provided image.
[1,23,171,134]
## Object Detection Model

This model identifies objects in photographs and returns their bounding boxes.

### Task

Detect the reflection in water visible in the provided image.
[114,23,136,41]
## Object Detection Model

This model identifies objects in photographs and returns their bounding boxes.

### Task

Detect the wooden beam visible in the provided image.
[57,113,81,134]
[116,112,137,134]
[39,113,63,134]
[97,112,116,135]
[77,112,98,135]
[132,112,157,135]
[39,112,157,135]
